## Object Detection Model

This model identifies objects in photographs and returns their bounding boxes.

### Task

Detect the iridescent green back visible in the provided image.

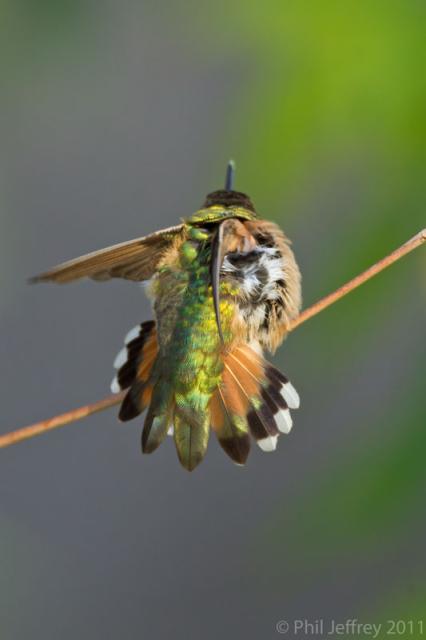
[150,212,244,470]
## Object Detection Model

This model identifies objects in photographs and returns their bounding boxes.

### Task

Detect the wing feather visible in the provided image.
[30,224,184,284]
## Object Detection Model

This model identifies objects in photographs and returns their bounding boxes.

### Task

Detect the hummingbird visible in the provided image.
[31,162,302,471]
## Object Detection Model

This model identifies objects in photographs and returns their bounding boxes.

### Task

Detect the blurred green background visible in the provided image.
[0,2,425,639]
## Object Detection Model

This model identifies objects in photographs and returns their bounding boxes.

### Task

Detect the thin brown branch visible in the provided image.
[289,228,425,331]
[0,228,424,450]
[0,392,126,449]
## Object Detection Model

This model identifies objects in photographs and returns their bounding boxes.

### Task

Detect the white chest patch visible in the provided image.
[222,246,285,303]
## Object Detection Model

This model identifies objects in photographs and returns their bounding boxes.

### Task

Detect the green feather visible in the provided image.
[141,380,173,454]
[173,410,210,472]
[142,411,171,454]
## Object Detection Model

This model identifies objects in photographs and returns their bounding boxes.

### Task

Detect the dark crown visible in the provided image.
[202,190,256,213]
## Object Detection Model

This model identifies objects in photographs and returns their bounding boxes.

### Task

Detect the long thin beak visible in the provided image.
[210,221,227,344]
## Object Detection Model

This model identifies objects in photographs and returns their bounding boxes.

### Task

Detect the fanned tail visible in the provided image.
[111,323,300,470]
[211,344,300,462]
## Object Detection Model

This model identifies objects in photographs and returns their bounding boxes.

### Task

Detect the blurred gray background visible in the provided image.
[1,3,425,639]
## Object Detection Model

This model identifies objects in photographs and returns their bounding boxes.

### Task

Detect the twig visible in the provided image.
[0,392,126,449]
[0,228,424,450]
[289,228,425,331]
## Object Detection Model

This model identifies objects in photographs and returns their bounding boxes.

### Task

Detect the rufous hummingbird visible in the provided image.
[31,162,302,471]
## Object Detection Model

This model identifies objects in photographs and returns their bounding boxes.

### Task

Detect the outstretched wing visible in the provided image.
[30,224,184,284]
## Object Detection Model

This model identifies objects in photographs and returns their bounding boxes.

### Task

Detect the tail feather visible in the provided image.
[119,381,154,422]
[174,410,210,472]
[141,382,174,454]
[230,347,298,425]
[142,411,172,453]
[222,353,279,452]
[264,365,300,409]
[210,388,251,465]
[224,358,279,440]
[112,321,158,421]
[217,344,299,455]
